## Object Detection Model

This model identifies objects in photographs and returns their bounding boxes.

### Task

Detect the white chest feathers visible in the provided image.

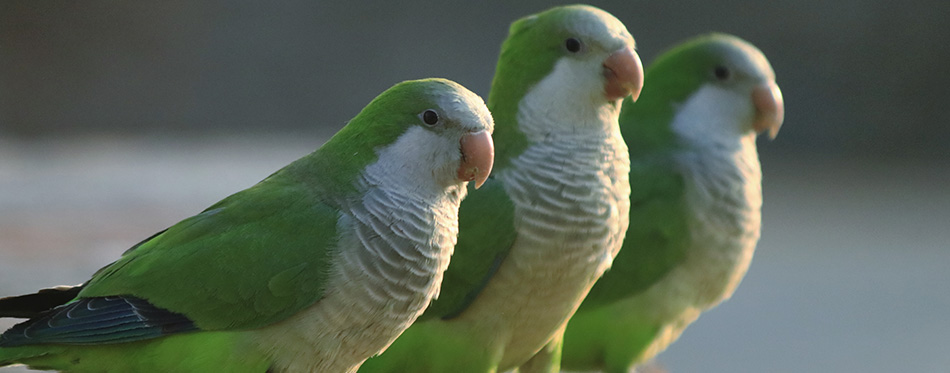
[253,181,462,372]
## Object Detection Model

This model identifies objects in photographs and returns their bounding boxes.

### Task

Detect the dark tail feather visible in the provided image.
[0,285,83,318]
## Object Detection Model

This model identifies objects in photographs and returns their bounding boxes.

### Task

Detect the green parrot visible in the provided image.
[0,78,496,373]
[537,33,785,373]
[358,5,643,373]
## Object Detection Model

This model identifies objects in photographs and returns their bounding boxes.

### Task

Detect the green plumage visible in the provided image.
[371,5,589,329]
[416,177,517,320]
[578,159,689,308]
[355,178,519,372]
[362,5,638,373]
[573,42,698,308]
[0,78,494,372]
[485,6,586,171]
[80,176,340,331]
[558,33,781,372]
[1,332,271,372]
[575,33,745,308]
[78,77,451,327]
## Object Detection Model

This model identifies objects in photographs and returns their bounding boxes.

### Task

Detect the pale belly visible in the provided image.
[455,179,629,369]
[446,132,631,370]
[253,285,433,373]
[607,226,758,363]
[458,241,617,369]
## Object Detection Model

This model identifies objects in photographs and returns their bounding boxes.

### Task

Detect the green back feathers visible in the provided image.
[415,178,518,320]
[582,35,745,308]
[618,40,710,157]
[584,33,771,308]
[79,78,478,331]
[80,179,341,330]
[580,159,689,308]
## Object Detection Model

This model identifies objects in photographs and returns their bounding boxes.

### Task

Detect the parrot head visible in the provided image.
[629,33,784,143]
[487,5,644,169]
[315,78,494,197]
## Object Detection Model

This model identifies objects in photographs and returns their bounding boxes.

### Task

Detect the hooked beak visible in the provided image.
[603,46,644,102]
[752,82,785,139]
[457,130,494,189]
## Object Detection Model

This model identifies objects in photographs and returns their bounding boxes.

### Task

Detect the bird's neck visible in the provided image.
[499,131,631,261]
[457,120,630,368]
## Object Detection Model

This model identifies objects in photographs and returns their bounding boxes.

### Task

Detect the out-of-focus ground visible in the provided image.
[0,136,947,372]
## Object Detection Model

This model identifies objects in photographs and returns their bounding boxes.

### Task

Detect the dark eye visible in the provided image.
[714,65,730,80]
[422,109,439,125]
[565,37,581,53]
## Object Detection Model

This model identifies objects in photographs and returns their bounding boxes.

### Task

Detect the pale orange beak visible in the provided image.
[752,82,785,139]
[457,130,494,189]
[603,46,644,102]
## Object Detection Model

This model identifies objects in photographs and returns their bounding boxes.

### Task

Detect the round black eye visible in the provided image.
[422,109,439,125]
[714,66,730,80]
[565,37,581,53]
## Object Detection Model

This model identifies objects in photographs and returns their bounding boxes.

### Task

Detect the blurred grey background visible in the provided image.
[2,0,949,158]
[1,1,948,372]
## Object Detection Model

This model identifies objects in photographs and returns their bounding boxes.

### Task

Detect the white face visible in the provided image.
[519,56,622,140]
[512,9,636,141]
[362,86,493,199]
[363,125,467,198]
[672,44,778,149]
[433,85,494,136]
[672,83,757,149]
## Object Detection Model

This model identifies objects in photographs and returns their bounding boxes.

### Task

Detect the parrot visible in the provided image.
[0,78,496,373]
[532,33,785,373]
[358,5,643,373]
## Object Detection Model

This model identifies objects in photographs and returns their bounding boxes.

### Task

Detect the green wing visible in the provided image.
[579,153,690,309]
[416,176,517,320]
[79,171,340,331]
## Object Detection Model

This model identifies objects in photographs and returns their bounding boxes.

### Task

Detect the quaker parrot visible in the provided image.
[358,5,643,373]
[546,33,785,372]
[0,78,496,373]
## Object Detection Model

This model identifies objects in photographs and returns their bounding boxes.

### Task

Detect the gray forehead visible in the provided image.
[714,40,775,80]
[564,8,632,47]
[432,86,493,131]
